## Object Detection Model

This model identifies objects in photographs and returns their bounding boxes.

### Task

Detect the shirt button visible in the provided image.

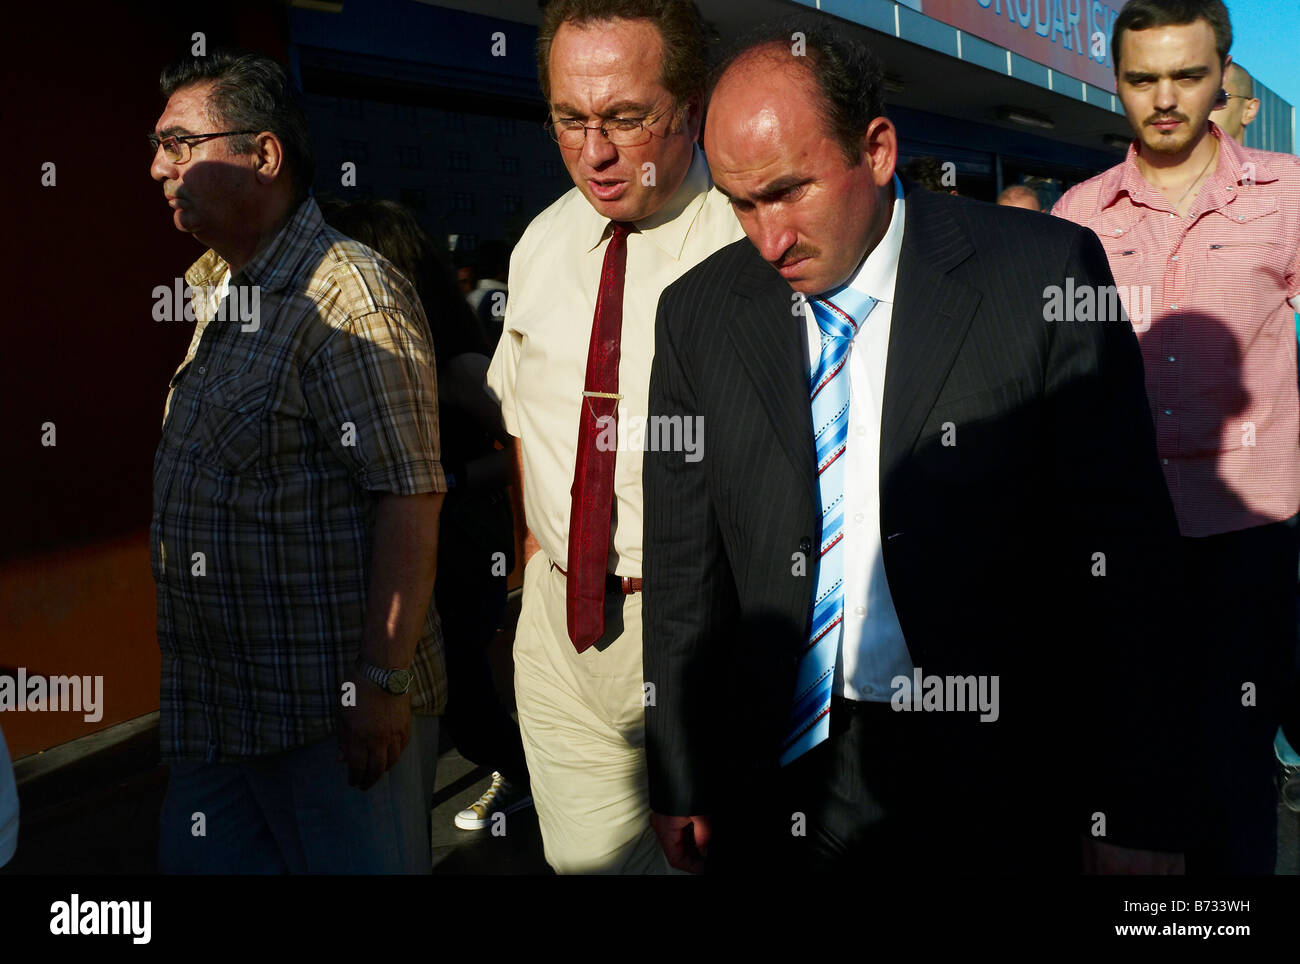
[1170,304,1178,310]
[1113,228,1123,235]
[854,606,866,617]
[1171,255,1178,261]
[1169,212,1175,218]
[854,512,865,524]
[198,366,206,374]
[1168,355,1176,362]
[1164,409,1172,415]
[1238,215,1245,221]
[1162,458,1169,465]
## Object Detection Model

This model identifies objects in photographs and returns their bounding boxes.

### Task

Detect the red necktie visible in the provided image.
[566,221,631,651]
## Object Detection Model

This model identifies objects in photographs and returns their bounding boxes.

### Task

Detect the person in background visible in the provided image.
[469,241,511,351]
[0,716,17,868]
[456,261,476,298]
[899,155,958,195]
[1282,681,1300,814]
[996,184,1043,211]
[1210,60,1259,143]
[466,241,509,315]
[1053,0,1300,874]
[319,198,532,833]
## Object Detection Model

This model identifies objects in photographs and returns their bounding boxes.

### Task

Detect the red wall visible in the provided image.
[0,1,289,758]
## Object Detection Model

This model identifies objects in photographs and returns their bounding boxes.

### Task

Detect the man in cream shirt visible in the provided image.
[484,0,741,873]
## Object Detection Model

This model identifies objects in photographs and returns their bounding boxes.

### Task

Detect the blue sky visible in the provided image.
[1222,0,1300,118]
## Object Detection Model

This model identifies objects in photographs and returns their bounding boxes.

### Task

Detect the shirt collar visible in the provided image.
[840,174,905,305]
[184,248,229,289]
[579,144,714,257]
[1098,122,1278,212]
[1207,120,1279,185]
[186,197,324,296]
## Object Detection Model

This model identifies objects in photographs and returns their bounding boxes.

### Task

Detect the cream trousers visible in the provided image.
[512,551,670,874]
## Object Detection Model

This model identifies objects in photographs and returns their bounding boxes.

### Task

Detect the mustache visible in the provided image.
[775,243,819,267]
[1144,112,1189,126]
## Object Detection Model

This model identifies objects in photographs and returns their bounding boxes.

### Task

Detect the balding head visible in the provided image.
[1224,61,1253,97]
[1211,59,1260,141]
[707,20,884,164]
[703,24,897,295]
[707,43,824,175]
[997,185,1042,211]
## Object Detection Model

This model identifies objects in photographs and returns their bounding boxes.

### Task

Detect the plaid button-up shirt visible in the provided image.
[1054,125,1300,537]
[151,198,448,763]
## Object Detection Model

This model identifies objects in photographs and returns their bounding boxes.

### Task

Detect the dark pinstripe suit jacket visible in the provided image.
[642,182,1188,855]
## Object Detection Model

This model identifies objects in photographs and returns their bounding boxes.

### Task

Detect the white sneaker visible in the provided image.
[453,771,533,830]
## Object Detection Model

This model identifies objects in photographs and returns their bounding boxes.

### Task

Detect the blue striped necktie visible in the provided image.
[780,287,878,767]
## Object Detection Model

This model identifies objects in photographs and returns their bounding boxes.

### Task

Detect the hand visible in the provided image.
[1081,838,1185,875]
[337,672,411,791]
[521,530,541,567]
[650,812,712,874]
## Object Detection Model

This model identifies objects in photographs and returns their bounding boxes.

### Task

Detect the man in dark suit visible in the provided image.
[642,21,1189,874]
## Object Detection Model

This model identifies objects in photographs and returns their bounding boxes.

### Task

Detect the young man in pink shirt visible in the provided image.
[1054,0,1300,874]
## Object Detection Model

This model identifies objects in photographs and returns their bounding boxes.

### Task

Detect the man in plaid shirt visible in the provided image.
[148,51,447,873]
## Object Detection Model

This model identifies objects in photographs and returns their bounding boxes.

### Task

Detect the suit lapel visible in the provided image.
[725,252,819,503]
[880,189,980,496]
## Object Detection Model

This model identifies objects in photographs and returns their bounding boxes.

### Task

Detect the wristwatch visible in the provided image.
[354,657,413,695]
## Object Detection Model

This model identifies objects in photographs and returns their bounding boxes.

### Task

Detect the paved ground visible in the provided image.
[3,732,1297,876]
[429,744,550,875]
[2,581,1296,875]
[0,717,553,875]
[1,596,554,876]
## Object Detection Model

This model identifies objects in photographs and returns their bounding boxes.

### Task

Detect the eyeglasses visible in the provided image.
[148,130,260,164]
[545,104,683,149]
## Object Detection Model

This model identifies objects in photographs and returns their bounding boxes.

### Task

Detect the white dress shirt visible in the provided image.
[802,175,913,701]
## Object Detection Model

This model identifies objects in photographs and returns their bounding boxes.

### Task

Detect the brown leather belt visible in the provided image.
[551,562,642,595]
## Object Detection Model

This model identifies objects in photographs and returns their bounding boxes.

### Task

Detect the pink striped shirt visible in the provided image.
[1054,124,1300,537]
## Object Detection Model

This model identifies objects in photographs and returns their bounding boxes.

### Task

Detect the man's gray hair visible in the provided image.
[160,50,315,204]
